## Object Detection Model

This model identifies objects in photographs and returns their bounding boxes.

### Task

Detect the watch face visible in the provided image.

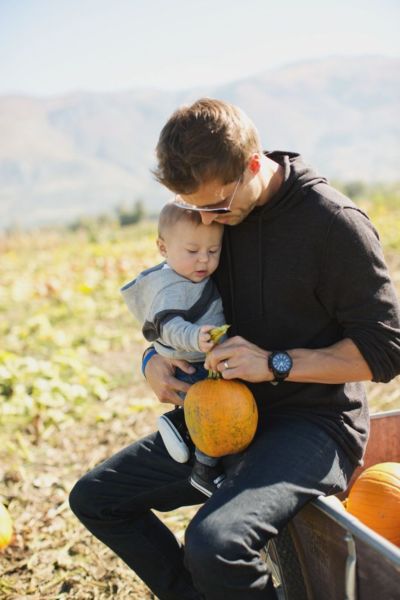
[272,352,292,374]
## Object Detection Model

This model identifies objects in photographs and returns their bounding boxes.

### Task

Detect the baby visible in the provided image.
[121,203,227,496]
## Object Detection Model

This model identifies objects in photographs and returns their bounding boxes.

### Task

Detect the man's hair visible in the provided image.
[158,202,221,238]
[153,98,262,194]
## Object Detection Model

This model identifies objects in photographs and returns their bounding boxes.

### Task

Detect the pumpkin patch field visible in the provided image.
[0,208,399,599]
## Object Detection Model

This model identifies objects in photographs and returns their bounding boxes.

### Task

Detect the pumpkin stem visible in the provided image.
[208,369,221,379]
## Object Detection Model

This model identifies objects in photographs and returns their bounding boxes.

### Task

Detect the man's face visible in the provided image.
[176,170,262,227]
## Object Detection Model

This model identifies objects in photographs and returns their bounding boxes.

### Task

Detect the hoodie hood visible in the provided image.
[121,262,168,327]
[256,151,328,217]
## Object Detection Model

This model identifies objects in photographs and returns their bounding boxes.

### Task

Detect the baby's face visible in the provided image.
[158,221,223,283]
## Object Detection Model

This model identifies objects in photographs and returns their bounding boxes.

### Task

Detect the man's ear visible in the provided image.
[248,153,261,174]
[157,237,167,257]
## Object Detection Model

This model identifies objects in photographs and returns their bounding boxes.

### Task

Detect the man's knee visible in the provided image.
[185,514,243,576]
[69,473,98,522]
[184,513,272,596]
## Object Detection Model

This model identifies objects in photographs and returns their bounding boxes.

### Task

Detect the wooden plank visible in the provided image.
[346,410,400,493]
[287,411,400,599]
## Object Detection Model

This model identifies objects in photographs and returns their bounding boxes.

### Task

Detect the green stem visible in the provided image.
[208,369,221,379]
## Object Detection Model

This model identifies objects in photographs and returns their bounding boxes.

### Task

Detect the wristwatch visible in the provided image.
[268,351,293,383]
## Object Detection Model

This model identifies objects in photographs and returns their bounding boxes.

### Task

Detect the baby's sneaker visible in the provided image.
[158,407,193,463]
[189,460,226,497]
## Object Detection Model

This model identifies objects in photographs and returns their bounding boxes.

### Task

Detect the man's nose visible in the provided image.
[199,211,217,225]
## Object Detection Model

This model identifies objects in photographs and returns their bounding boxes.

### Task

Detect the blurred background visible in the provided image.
[0,1,399,598]
[1,0,399,228]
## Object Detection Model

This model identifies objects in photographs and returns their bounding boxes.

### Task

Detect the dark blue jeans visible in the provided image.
[69,415,355,600]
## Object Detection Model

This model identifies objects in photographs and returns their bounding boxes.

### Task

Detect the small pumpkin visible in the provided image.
[184,325,258,457]
[184,376,258,458]
[0,503,13,550]
[345,462,400,546]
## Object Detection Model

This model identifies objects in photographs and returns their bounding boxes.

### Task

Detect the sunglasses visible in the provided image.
[173,176,242,214]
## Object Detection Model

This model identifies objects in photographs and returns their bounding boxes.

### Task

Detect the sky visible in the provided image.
[0,0,399,96]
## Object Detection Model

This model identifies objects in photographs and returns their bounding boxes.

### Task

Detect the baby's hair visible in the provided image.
[158,203,220,238]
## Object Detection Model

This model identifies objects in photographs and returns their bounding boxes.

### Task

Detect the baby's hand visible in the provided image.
[198,325,215,353]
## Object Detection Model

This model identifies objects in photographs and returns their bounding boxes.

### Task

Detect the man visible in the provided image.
[70,98,400,600]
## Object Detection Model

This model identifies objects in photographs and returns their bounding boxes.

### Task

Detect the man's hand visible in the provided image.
[144,353,195,406]
[204,336,272,383]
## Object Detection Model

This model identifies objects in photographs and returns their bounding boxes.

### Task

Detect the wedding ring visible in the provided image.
[224,361,229,370]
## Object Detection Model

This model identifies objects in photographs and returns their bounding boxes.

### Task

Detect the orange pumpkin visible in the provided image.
[0,503,13,550]
[345,462,400,546]
[184,377,258,457]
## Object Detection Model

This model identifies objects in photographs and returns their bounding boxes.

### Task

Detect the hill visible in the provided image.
[0,56,399,228]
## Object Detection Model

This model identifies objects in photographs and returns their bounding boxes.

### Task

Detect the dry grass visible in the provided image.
[0,376,197,600]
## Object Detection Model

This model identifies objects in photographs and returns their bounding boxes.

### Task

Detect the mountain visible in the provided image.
[1,56,399,228]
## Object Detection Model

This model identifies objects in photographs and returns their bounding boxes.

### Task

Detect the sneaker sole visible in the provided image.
[189,477,213,497]
[189,474,225,498]
[158,415,190,463]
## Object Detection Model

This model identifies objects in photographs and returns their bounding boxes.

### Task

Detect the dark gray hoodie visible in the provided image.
[214,151,400,464]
